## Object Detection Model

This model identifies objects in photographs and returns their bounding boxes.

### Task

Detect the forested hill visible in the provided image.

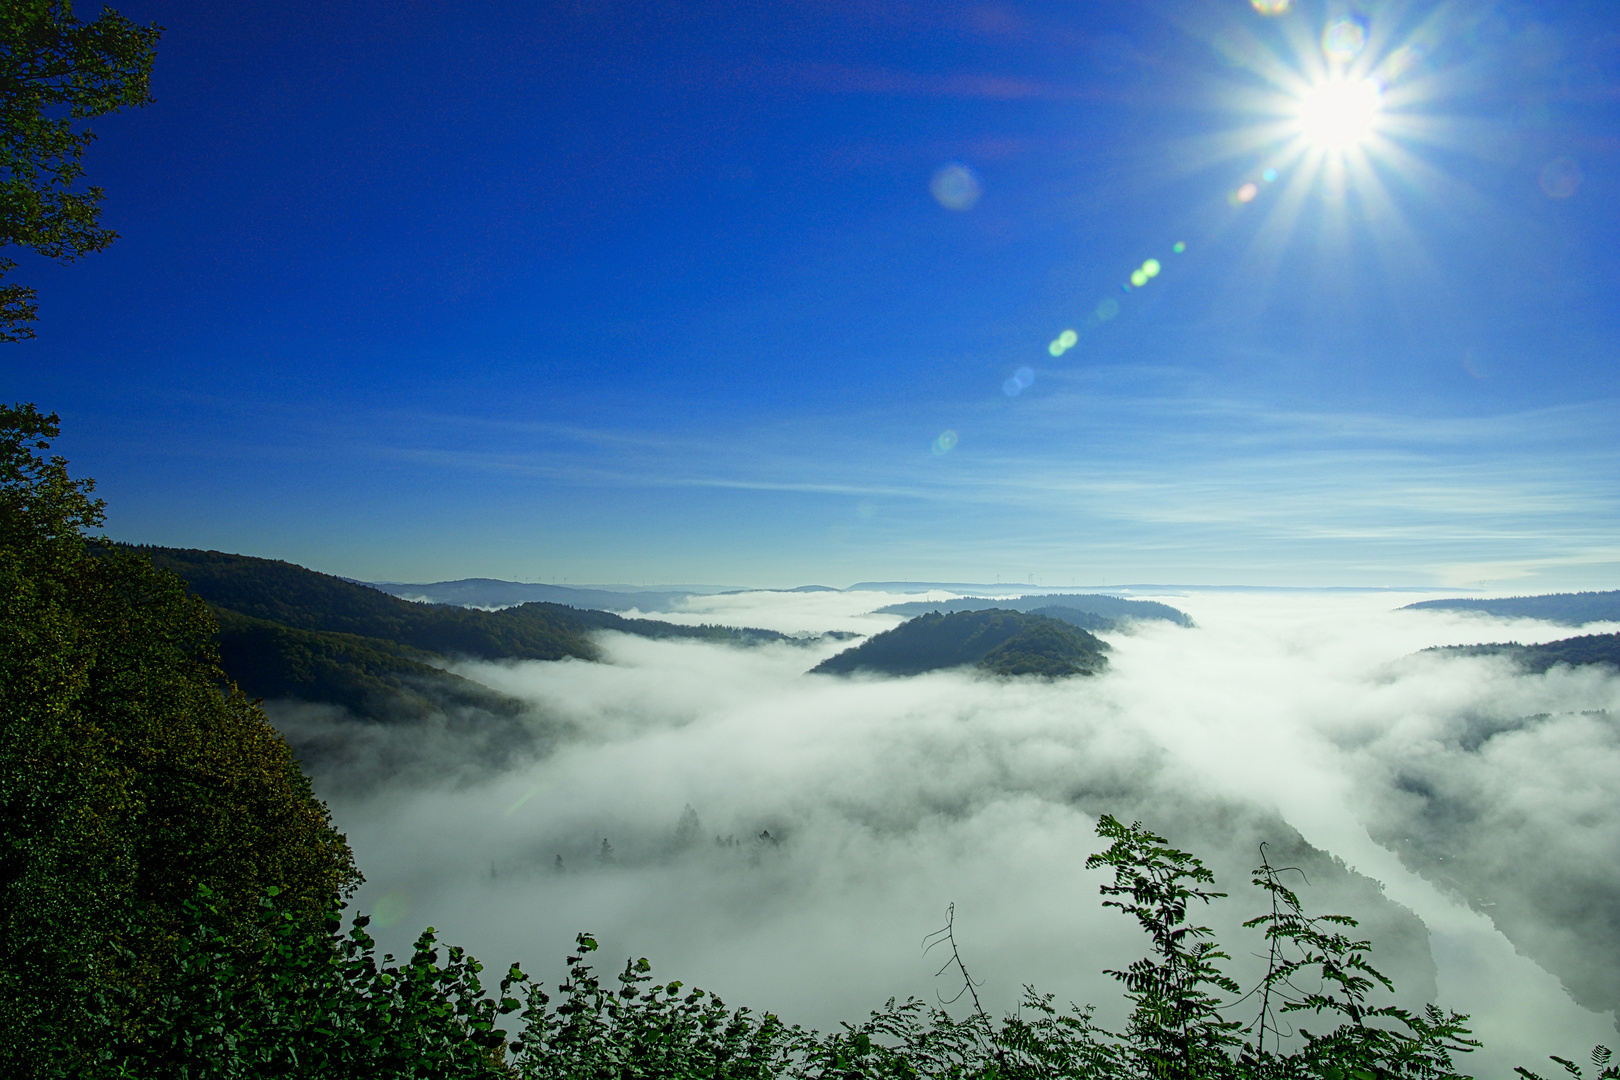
[124,546,794,722]
[813,609,1108,678]
[1424,632,1620,674]
[1401,590,1620,626]
[874,592,1192,629]
[134,546,789,654]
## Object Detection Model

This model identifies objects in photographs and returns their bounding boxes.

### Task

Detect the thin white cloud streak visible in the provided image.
[145,382,1620,586]
[308,590,1620,1080]
[353,395,1620,530]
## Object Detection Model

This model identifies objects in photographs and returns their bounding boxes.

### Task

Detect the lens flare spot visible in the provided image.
[1233,182,1259,204]
[932,430,959,455]
[1096,297,1120,321]
[1142,259,1161,278]
[1002,377,1022,397]
[930,162,982,210]
[1383,43,1425,80]
[1250,0,1292,14]
[1014,366,1034,388]
[1262,167,1278,183]
[1539,157,1582,199]
[1130,268,1148,286]
[1297,78,1381,150]
[371,891,411,928]
[1322,18,1368,63]
[1058,329,1078,348]
[1172,241,1186,254]
[1048,339,1064,356]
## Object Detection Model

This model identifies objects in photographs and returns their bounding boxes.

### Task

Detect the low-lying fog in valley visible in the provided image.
[269,589,1620,1079]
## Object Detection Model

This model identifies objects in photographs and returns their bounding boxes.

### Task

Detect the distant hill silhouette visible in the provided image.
[812,609,1108,678]
[125,546,800,723]
[874,593,1192,629]
[368,577,696,612]
[1424,632,1620,674]
[1402,590,1620,627]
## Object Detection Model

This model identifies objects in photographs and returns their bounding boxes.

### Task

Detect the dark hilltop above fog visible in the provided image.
[126,546,811,725]
[1422,633,1620,675]
[1409,589,1620,675]
[1402,590,1620,626]
[873,592,1193,630]
[812,609,1109,678]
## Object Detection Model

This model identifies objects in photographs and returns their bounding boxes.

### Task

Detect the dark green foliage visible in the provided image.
[37,787,1606,1080]
[1029,605,1121,632]
[0,405,358,1077]
[980,617,1110,677]
[509,934,804,1079]
[1516,1045,1617,1080]
[1241,843,1478,1080]
[1424,633,1620,674]
[213,608,530,723]
[1087,815,1244,1079]
[876,593,1194,628]
[812,608,1108,678]
[1403,592,1620,627]
[78,887,520,1079]
[0,0,160,340]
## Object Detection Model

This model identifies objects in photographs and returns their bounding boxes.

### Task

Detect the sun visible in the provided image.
[1295,77,1382,151]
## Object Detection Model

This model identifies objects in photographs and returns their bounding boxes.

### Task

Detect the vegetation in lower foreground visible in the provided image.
[50,816,1620,1080]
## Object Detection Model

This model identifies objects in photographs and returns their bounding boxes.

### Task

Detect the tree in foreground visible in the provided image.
[0,0,160,340]
[0,403,359,1076]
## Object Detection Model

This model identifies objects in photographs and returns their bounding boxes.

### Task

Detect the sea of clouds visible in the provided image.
[267,589,1620,1079]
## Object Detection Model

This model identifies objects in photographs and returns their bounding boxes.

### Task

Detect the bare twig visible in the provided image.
[923,902,986,1018]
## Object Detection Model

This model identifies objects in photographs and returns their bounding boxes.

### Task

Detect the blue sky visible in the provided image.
[7,0,1618,588]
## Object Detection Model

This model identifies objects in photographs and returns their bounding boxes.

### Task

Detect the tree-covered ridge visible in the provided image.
[813,608,1109,678]
[135,544,795,657]
[875,592,1193,628]
[1402,591,1620,627]
[213,608,531,724]
[1423,632,1620,674]
[121,545,808,721]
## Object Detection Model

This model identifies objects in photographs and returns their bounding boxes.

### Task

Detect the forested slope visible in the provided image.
[813,608,1108,677]
[874,592,1192,628]
[127,546,793,721]
[1425,632,1620,674]
[1403,590,1620,626]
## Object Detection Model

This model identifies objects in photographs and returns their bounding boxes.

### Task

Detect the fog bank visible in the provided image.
[270,590,1620,1079]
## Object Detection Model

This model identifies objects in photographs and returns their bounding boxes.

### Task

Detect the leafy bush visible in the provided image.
[0,404,359,1076]
[77,887,518,1079]
[77,815,1616,1080]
